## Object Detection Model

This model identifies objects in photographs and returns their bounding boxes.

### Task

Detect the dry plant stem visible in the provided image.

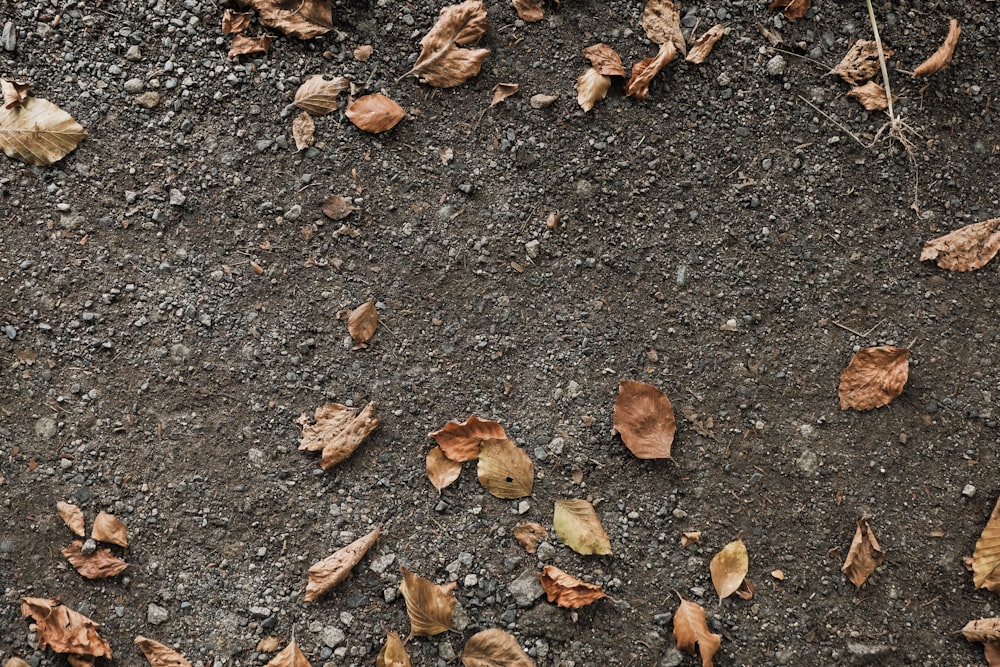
[864,0,897,125]
[796,95,868,148]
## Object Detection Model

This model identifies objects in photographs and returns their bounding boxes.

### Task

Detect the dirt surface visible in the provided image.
[2,0,1000,665]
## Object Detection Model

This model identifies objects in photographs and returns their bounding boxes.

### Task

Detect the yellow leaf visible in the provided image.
[234,0,332,39]
[305,527,382,602]
[829,40,891,86]
[709,537,748,601]
[575,68,610,112]
[62,541,129,579]
[686,24,729,64]
[582,44,626,77]
[477,439,533,499]
[135,637,192,667]
[490,83,520,106]
[553,499,612,555]
[400,567,457,637]
[0,96,86,166]
[673,597,721,667]
[462,628,535,667]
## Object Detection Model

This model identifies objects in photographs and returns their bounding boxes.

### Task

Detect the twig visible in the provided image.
[864,0,898,126]
[796,95,868,148]
[770,47,831,71]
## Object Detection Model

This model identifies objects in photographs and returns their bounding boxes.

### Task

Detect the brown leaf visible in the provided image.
[576,68,611,112]
[642,0,685,55]
[0,96,86,166]
[842,517,884,587]
[537,565,606,608]
[135,636,192,667]
[322,401,378,468]
[322,194,358,220]
[710,537,748,601]
[913,18,960,77]
[490,82,520,106]
[234,0,332,39]
[5,659,33,667]
[291,111,315,151]
[305,527,382,601]
[376,632,411,667]
[294,74,350,115]
[404,0,490,87]
[734,577,755,600]
[511,0,543,23]
[920,218,1000,272]
[400,567,457,637]
[973,496,1000,593]
[354,45,374,61]
[673,597,721,667]
[830,40,891,86]
[513,522,547,554]
[346,94,405,133]
[427,446,463,492]
[347,302,378,344]
[768,0,810,20]
[66,656,95,667]
[2,79,30,109]
[847,81,895,111]
[92,511,128,547]
[963,618,1000,643]
[681,531,702,547]
[264,639,312,667]
[553,499,612,555]
[612,379,676,459]
[625,42,677,100]
[222,9,254,34]
[685,24,729,64]
[582,44,626,77]
[838,346,909,411]
[430,415,507,462]
[62,541,129,579]
[228,34,272,58]
[56,501,86,537]
[462,628,535,666]
[297,401,379,468]
[257,637,282,652]
[477,439,533,499]
[20,597,112,659]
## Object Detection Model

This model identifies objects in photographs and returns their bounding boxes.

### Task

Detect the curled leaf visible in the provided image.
[477,438,533,499]
[920,218,1000,272]
[347,302,378,344]
[400,567,457,638]
[913,18,960,77]
[135,637,192,667]
[681,531,702,547]
[626,43,677,100]
[673,597,721,667]
[2,78,30,109]
[305,527,382,602]
[20,597,112,659]
[537,565,606,608]
[962,618,1000,665]
[228,34,272,58]
[92,511,128,547]
[404,0,490,87]
[847,81,895,111]
[511,0,543,23]
[346,94,405,133]
[322,194,358,220]
[553,499,612,555]
[56,501,86,537]
[642,0,685,55]
[612,380,676,459]
[462,628,535,667]
[830,40,890,86]
[264,639,311,667]
[294,74,350,115]
[430,415,507,462]
[576,68,611,112]
[768,0,810,20]
[297,401,379,469]
[685,24,729,64]
[427,446,463,492]
[513,522,547,554]
[62,541,129,579]
[291,111,315,150]
[222,9,254,34]
[490,82,520,106]
[709,537,748,601]
[973,496,1000,593]
[842,517,884,587]
[376,632,411,667]
[582,44,626,77]
[838,346,909,411]
[0,96,86,166]
[234,0,332,39]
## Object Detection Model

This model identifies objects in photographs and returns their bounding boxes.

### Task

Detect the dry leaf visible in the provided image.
[537,565,606,608]
[830,40,890,86]
[404,0,490,87]
[135,637,192,667]
[20,597,112,659]
[626,43,677,101]
[842,517,884,587]
[913,18,960,77]
[490,82,520,106]
[771,569,785,580]
[5,659,32,667]
[62,541,129,579]
[65,657,93,667]
[294,74,350,114]
[264,639,311,667]
[511,0,543,23]
[430,415,507,462]
[553,499,612,555]
[297,401,379,468]
[513,522,547,554]
[427,446,463,492]
[734,578,755,601]
[57,501,85,537]
[673,597,721,667]
[838,346,909,411]
[920,218,1000,272]
[400,567,457,637]
[963,618,1000,665]
[322,194,357,220]
[477,439,533,499]
[0,96,86,166]
[346,94,405,133]
[292,111,315,150]
[973,496,1000,593]
[228,34,272,57]
[92,511,128,547]
[462,628,535,667]
[681,531,702,547]
[257,637,282,652]
[376,632,411,667]
[576,68,611,112]
[2,79,30,109]
[710,537,748,601]
[234,0,332,39]
[612,380,676,459]
[642,0,685,55]
[222,9,254,33]
[582,44,626,77]
[347,302,378,344]
[305,527,381,601]
[768,0,809,19]
[354,45,373,61]
[685,24,729,64]
[847,81,895,111]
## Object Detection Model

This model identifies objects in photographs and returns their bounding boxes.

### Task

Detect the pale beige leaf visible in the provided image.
[62,541,129,579]
[673,597,721,667]
[582,44,626,77]
[257,637,282,652]
[681,531,702,547]
[347,302,378,344]
[513,522,547,554]
[771,569,785,580]
[537,565,606,608]
[228,34,272,57]
[354,45,374,61]
[4,659,32,667]
[685,24,729,64]
[400,567,457,637]
[376,632,411,667]
[2,79,30,109]
[234,0,332,39]
[430,415,507,462]
[291,111,315,150]
[264,639,311,667]
[830,40,891,86]
[305,527,381,601]
[135,636,192,667]
[57,500,85,537]
[768,0,809,20]
[973,496,1000,592]
[710,537,748,600]
[294,74,350,115]
[553,499,612,555]
[427,446,463,492]
[92,511,128,547]
[576,68,610,112]
[842,517,884,587]
[0,96,86,166]
[490,82,520,106]
[625,42,676,100]
[511,0,543,22]
[222,9,254,34]
[322,194,358,220]
[477,439,533,499]
[964,618,1000,643]
[612,379,676,459]
[921,218,1000,272]
[847,81,895,111]
[913,18,960,77]
[320,401,378,468]
[462,628,535,666]
[346,94,405,133]
[838,346,909,411]
[642,0,685,54]
[404,0,490,87]
[297,403,360,451]
[20,597,112,658]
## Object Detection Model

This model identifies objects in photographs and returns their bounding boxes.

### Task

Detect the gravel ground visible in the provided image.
[2,0,1000,665]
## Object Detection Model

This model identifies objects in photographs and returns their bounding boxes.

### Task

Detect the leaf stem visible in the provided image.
[864,0,897,125]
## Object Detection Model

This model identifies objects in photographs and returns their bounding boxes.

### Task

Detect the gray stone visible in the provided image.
[370,553,396,574]
[535,541,556,561]
[508,570,544,607]
[796,450,819,475]
[962,484,977,498]
[659,647,684,667]
[124,45,142,61]
[124,77,144,93]
[766,54,786,76]
[847,643,892,665]
[2,21,15,52]
[518,603,572,639]
[248,606,270,619]
[169,189,186,206]
[437,642,456,661]
[529,94,558,109]
[34,417,57,439]
[136,91,161,109]
[147,603,169,625]
[169,344,192,365]
[81,538,97,556]
[320,626,345,648]
[451,602,469,631]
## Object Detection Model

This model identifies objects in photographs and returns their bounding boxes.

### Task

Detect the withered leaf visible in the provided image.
[305,527,382,601]
[513,522,547,554]
[346,94,405,133]
[511,0,543,23]
[642,0,685,55]
[322,194,357,221]
[537,565,606,608]
[354,45,374,61]
[92,511,128,547]
[685,24,729,64]
[20,597,112,659]
[135,636,192,667]
[297,401,379,469]
[347,302,378,344]
[430,415,507,462]
[612,380,676,459]
[913,18,960,77]
[710,537,748,601]
[264,639,311,667]
[553,499,612,555]
[490,82,520,106]
[57,501,86,537]
[734,578,755,601]
[222,9,254,34]
[376,632,411,667]
[847,81,895,111]
[626,43,677,100]
[921,218,1000,272]
[427,446,463,492]
[228,34,272,58]
[973,496,1000,593]
[257,637,282,652]
[673,597,721,667]
[842,517,884,587]
[2,79,30,109]
[963,618,1000,665]
[62,541,129,579]
[838,346,909,411]
[291,111,315,151]
[477,438,533,499]
[462,628,535,667]
[234,0,332,40]
[768,0,810,20]
[0,96,86,166]
[294,74,350,115]
[400,567,457,638]
[404,0,490,88]
[576,68,611,112]
[582,44,626,78]
[681,531,702,547]
[5,658,31,667]
[830,40,891,86]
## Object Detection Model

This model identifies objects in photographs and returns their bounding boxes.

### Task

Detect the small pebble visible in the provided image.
[766,55,786,76]
[962,484,977,498]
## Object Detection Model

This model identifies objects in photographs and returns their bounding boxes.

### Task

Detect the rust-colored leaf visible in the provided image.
[234,0,332,39]
[56,501,85,537]
[427,446,463,492]
[228,34,272,58]
[430,415,507,462]
[490,82,520,106]
[842,517,884,587]
[264,639,311,667]
[612,380,676,459]
[222,9,254,34]
[673,597,721,667]
[2,78,30,109]
[347,302,378,344]
[135,637,192,667]
[830,40,890,86]
[404,0,490,87]
[462,628,535,666]
[0,96,86,166]
[582,44,626,78]
[921,218,1000,272]
[20,597,112,659]
[576,68,611,112]
[973,496,1000,593]
[294,74,350,115]
[305,527,381,601]
[838,346,909,411]
[291,111,314,150]
[913,18,960,77]
[513,522,547,554]
[681,531,702,547]
[376,632,411,667]
[92,511,128,547]
[477,438,533,499]
[400,567,457,638]
[321,194,358,221]
[537,565,606,608]
[710,537,748,601]
[62,541,128,579]
[847,81,895,111]
[685,24,729,64]
[511,0,543,23]
[626,43,677,100]
[553,499,612,555]
[346,94,405,133]
[297,401,379,469]
[768,0,810,20]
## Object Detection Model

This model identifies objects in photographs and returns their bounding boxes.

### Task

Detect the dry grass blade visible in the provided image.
[768,0,809,20]
[346,94,405,133]
[430,415,507,462]
[673,597,721,667]
[228,34,272,57]
[92,511,128,547]
[626,42,677,100]
[20,597,112,659]
[292,111,315,150]
[347,302,378,344]
[513,522,547,554]
[427,445,463,492]
[582,44,626,77]
[56,501,85,537]
[511,0,543,22]
[376,632,411,667]
[264,638,311,667]
[462,628,535,666]
[842,517,884,587]
[913,18,960,77]
[709,537,748,601]
[553,499,612,555]
[920,218,1000,272]
[0,96,86,166]
[294,74,350,114]
[235,0,332,39]
[612,379,676,458]
[576,68,611,112]
[537,565,606,608]
[685,24,729,64]
[222,9,254,34]
[847,81,894,111]
[62,541,129,579]
[838,346,909,411]
[135,636,192,667]
[973,496,1000,593]
[830,40,890,86]
[305,527,381,601]
[403,0,490,87]
[477,438,533,498]
[2,79,30,109]
[400,567,457,637]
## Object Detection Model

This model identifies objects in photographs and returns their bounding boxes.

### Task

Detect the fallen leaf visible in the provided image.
[400,567,457,637]
[430,415,507,462]
[62,541,129,579]
[438,146,454,164]
[511,0,543,23]
[626,0,683,99]
[920,218,1000,272]
[626,43,677,101]
[347,302,378,344]
[462,628,535,666]
[847,81,895,111]
[490,82,520,106]
[537,565,606,608]
[20,597,112,659]
[830,40,890,86]
[612,380,676,459]
[92,511,128,547]
[228,34,272,57]
[513,522,547,553]
[553,499,612,555]
[838,346,909,411]
[66,657,93,667]
[404,0,490,87]
[681,531,702,547]
[771,569,785,580]
[354,45,373,61]
[222,9,254,34]
[264,639,311,667]
[427,446,463,492]
[346,94,405,133]
[576,68,611,112]
[376,632,410,667]
[234,0,332,39]
[322,194,357,220]
[0,96,86,166]
[842,517,884,587]
[673,597,721,667]
[257,637,282,652]
[56,501,85,537]
[685,24,729,64]
[294,74,350,114]
[582,44,626,77]
[768,0,810,20]
[734,578,755,601]
[963,618,1000,666]
[305,527,382,601]
[477,439,533,499]
[973,496,1000,593]
[710,537,749,601]
[135,637,192,667]
[2,79,30,109]
[913,18,960,77]
[291,111,315,150]
[297,401,379,469]
[5,659,32,667]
